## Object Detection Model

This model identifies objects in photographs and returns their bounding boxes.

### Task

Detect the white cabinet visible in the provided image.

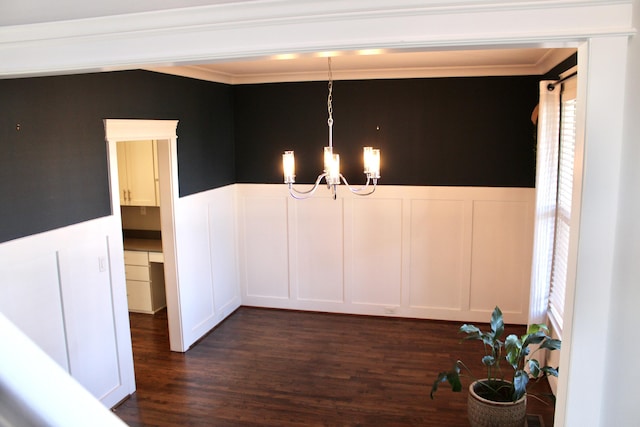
[124,250,166,314]
[117,140,158,207]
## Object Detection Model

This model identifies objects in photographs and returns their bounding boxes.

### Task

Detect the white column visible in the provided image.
[554,36,628,427]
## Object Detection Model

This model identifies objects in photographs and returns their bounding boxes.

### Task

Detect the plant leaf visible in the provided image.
[482,355,496,367]
[430,365,462,399]
[528,359,541,377]
[541,366,559,377]
[459,324,482,341]
[513,370,529,401]
[539,338,562,351]
[491,306,504,339]
[482,333,497,347]
[505,334,521,368]
[522,330,547,347]
[527,323,549,335]
[460,324,480,334]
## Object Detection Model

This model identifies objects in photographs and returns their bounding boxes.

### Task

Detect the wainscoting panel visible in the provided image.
[237,184,534,324]
[208,187,241,319]
[0,252,68,370]
[174,192,217,345]
[58,238,121,401]
[469,199,534,316]
[240,190,290,300]
[293,197,344,303]
[173,185,242,349]
[350,197,403,307]
[408,199,467,311]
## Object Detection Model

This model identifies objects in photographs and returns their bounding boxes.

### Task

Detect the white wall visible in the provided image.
[238,184,534,324]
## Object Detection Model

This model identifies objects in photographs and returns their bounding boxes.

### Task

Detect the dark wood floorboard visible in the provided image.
[113,307,555,426]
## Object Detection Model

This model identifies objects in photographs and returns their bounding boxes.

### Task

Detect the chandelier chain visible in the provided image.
[327,57,333,127]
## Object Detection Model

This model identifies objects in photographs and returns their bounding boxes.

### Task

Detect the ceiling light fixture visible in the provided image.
[282,57,381,200]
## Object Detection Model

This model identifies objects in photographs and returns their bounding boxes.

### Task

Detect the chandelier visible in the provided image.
[282,57,381,200]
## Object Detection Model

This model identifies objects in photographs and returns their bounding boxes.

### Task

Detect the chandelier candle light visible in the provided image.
[282,57,381,200]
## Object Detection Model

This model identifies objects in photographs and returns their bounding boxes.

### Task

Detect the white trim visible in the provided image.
[145,57,571,85]
[554,36,628,427]
[0,1,632,79]
[103,119,186,352]
[103,119,178,141]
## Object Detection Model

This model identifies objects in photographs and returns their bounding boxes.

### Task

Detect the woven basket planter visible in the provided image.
[467,380,526,427]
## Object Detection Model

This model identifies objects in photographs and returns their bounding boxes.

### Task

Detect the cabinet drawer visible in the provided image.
[124,250,149,266]
[148,251,164,263]
[126,280,152,313]
[125,265,150,281]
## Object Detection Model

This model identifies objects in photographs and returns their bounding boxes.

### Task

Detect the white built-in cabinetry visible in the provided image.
[117,140,158,206]
[124,250,166,314]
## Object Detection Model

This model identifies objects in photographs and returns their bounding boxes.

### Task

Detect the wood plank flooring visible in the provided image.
[113,307,556,426]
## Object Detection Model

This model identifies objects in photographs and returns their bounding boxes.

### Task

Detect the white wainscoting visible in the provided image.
[0,183,532,412]
[0,216,135,408]
[173,184,241,349]
[237,184,534,324]
[0,184,242,408]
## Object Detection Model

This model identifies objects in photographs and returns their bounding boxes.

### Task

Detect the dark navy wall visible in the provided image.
[0,70,234,243]
[233,76,539,187]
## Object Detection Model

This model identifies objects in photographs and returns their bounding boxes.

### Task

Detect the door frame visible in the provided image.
[104,119,185,352]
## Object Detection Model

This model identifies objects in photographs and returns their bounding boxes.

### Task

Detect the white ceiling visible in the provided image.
[145,47,577,85]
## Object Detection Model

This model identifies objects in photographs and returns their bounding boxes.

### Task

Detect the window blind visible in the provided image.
[548,78,577,333]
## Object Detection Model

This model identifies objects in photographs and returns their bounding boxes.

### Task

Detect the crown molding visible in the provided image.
[145,58,571,85]
[143,45,577,84]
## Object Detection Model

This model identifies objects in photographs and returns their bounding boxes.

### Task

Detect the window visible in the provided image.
[548,77,577,333]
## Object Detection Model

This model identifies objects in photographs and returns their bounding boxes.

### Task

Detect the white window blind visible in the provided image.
[548,78,577,333]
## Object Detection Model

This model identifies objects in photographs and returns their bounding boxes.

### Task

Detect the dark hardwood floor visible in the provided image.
[113,307,556,426]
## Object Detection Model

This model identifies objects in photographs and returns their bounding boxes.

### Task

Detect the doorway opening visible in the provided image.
[104,119,184,352]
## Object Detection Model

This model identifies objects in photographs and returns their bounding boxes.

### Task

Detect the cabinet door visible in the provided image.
[116,142,129,205]
[125,141,157,206]
[117,140,157,207]
[126,280,153,313]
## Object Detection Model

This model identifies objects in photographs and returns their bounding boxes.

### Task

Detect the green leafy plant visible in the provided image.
[430,306,561,402]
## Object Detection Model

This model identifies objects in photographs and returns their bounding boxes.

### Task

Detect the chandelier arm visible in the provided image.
[287,173,327,199]
[340,174,378,196]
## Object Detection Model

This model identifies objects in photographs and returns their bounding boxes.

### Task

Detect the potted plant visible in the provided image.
[430,306,561,427]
